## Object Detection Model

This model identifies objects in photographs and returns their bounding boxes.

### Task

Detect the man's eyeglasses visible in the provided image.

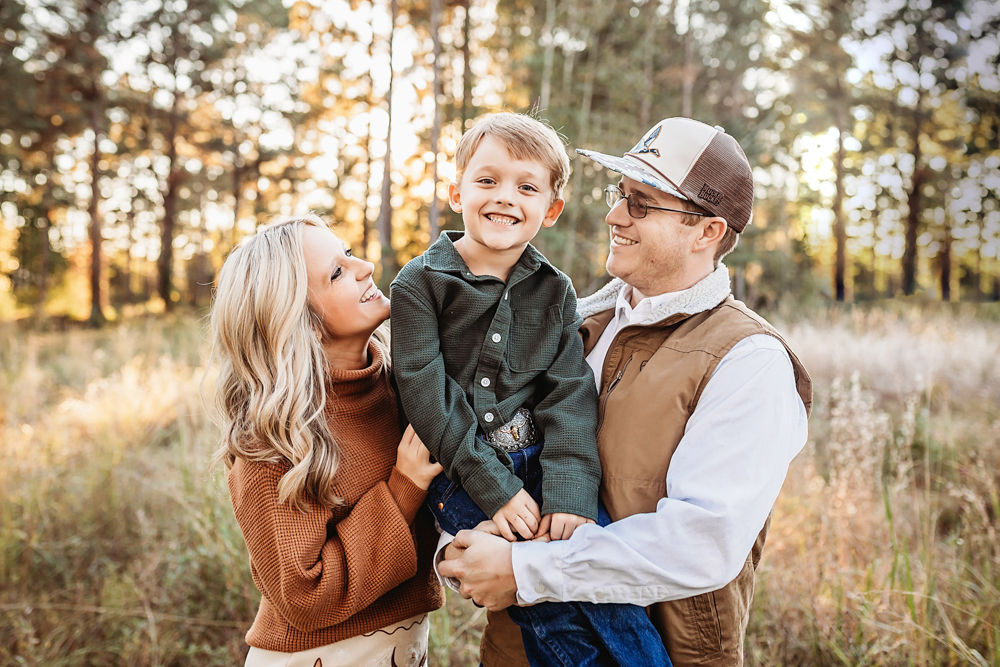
[604,184,708,220]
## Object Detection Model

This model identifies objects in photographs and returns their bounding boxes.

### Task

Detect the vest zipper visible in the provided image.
[597,355,632,435]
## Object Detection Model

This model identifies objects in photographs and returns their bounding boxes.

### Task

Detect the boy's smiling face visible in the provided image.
[448,135,565,256]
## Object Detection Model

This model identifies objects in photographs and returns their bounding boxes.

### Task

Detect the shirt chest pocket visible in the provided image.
[506,305,563,373]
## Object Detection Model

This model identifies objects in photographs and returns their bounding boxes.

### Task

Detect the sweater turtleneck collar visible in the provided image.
[325,340,388,398]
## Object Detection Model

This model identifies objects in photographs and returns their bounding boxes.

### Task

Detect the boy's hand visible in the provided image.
[537,512,595,541]
[491,489,541,541]
[394,424,443,490]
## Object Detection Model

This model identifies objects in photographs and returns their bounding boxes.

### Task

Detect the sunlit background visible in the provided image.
[1,0,999,322]
[3,0,1000,665]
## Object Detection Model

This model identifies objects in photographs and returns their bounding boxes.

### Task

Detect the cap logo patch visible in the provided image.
[629,125,661,158]
[698,183,723,206]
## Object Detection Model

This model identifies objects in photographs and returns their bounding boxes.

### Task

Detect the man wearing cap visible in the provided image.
[437,117,813,667]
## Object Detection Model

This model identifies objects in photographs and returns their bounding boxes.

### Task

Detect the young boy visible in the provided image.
[390,112,670,667]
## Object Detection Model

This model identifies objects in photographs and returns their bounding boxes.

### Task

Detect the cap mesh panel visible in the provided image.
[680,134,754,232]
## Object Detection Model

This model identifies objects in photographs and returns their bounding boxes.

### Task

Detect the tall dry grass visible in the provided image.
[750,308,1000,666]
[1,307,998,665]
[0,316,482,666]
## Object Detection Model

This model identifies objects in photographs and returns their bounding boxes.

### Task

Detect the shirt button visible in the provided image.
[481,377,490,387]
[596,591,606,600]
[535,583,545,594]
[492,333,502,343]
[484,412,495,423]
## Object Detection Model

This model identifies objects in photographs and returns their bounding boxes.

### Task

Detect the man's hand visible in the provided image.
[491,489,541,541]
[537,512,595,540]
[437,529,519,611]
[444,520,499,561]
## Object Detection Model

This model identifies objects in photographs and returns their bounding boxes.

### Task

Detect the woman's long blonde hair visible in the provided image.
[210,215,379,511]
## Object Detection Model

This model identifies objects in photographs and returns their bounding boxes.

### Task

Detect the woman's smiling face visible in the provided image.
[301,225,388,344]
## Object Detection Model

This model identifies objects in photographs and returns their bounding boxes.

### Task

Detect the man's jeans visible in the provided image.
[427,439,672,667]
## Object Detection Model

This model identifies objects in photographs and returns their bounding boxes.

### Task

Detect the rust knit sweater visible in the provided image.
[227,342,444,653]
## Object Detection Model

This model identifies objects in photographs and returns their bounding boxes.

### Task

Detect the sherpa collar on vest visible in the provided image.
[578,263,732,326]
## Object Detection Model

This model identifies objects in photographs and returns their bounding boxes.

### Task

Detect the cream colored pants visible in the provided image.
[245,614,428,667]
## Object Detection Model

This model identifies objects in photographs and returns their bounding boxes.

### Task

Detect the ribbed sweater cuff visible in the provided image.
[540,475,600,522]
[388,467,427,525]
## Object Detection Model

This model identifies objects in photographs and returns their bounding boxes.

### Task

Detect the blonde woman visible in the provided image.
[211,215,444,667]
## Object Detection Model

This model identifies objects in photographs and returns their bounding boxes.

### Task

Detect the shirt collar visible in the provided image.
[421,230,556,278]
[582,262,732,326]
[615,285,687,325]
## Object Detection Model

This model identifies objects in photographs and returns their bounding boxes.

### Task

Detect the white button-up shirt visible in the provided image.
[511,284,809,605]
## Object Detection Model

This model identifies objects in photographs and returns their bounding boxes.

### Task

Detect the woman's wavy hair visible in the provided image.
[209,215,387,511]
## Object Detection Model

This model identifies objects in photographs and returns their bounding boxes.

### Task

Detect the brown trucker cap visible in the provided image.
[577,118,755,232]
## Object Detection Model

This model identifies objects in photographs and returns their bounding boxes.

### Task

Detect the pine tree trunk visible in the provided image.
[901,147,923,295]
[35,208,50,323]
[461,0,472,127]
[940,222,951,301]
[88,104,105,326]
[377,0,399,282]
[363,6,376,258]
[125,205,135,304]
[682,2,695,118]
[539,0,557,111]
[976,217,985,301]
[901,103,924,296]
[561,9,576,102]
[232,152,242,249]
[429,0,442,243]
[833,105,847,301]
[158,91,181,311]
[640,3,656,128]
[562,15,600,275]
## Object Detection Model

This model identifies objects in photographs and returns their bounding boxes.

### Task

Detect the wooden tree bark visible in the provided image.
[124,205,135,304]
[232,152,242,249]
[640,2,657,128]
[377,0,399,282]
[940,221,952,301]
[362,4,376,258]
[35,209,50,322]
[158,91,182,310]
[833,104,847,301]
[461,0,472,127]
[561,43,576,101]
[901,108,924,296]
[562,15,600,275]
[88,104,105,326]
[539,0,557,111]
[428,0,442,243]
[682,1,695,118]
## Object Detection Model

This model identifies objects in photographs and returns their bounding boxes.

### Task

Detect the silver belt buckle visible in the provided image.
[486,408,537,452]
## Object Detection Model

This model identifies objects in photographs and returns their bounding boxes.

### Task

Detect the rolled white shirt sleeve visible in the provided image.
[512,334,809,605]
[432,527,462,592]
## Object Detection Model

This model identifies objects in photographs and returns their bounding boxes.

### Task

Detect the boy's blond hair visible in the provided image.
[455,112,571,201]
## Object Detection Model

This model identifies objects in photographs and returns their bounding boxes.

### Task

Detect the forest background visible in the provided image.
[3,0,1000,665]
[1,0,1000,317]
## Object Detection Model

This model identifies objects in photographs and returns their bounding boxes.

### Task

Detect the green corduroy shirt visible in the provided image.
[390,231,601,520]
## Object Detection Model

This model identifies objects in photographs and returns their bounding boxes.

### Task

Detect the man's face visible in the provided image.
[605,177,702,296]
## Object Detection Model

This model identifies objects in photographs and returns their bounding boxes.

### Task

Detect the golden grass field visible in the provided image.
[2,306,999,666]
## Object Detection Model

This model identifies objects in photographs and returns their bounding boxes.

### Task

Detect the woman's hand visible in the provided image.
[395,424,443,490]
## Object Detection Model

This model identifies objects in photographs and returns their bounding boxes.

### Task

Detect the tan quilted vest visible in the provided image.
[480,297,812,667]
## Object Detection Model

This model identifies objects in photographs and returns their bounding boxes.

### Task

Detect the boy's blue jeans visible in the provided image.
[428,439,672,667]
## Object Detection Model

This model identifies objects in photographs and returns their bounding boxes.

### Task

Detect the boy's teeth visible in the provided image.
[488,214,517,226]
[613,235,638,246]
